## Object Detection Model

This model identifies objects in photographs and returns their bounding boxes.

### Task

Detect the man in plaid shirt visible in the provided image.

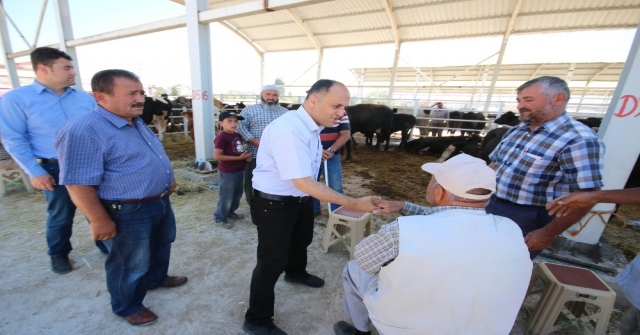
[486,76,605,259]
[237,85,289,206]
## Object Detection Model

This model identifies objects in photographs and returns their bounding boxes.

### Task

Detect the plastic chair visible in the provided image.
[320,160,372,259]
[523,262,616,335]
[0,159,34,197]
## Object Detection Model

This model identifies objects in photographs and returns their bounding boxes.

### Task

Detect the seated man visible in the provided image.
[334,154,532,335]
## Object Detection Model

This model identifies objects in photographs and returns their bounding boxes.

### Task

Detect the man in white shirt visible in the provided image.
[334,154,532,335]
[242,79,379,335]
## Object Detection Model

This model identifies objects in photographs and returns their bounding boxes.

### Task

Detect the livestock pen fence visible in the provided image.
[151,94,610,140]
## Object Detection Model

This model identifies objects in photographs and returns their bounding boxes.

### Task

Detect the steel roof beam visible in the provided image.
[285,9,321,51]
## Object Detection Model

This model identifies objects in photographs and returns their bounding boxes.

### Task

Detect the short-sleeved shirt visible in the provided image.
[319,114,350,154]
[252,106,323,196]
[214,131,246,173]
[489,112,605,206]
[54,106,174,200]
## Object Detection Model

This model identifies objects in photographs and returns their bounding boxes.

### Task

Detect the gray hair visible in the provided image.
[91,69,140,95]
[517,76,571,103]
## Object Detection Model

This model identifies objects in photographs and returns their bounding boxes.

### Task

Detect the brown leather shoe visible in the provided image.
[123,308,157,326]
[159,276,188,288]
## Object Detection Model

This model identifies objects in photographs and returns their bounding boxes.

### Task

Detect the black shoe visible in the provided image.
[242,319,287,335]
[51,255,72,274]
[284,272,324,288]
[333,321,371,335]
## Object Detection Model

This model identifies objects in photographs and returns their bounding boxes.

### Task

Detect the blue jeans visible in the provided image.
[313,153,344,213]
[214,170,244,222]
[485,195,554,259]
[101,197,177,317]
[42,163,107,256]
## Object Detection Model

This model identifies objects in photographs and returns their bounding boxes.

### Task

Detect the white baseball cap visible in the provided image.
[421,154,496,200]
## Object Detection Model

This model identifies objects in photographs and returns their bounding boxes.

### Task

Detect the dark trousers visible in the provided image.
[41,163,106,256]
[485,195,554,259]
[245,194,314,325]
[102,197,177,317]
[243,159,257,206]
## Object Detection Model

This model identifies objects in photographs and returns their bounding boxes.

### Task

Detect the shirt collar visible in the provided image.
[32,80,76,95]
[95,105,139,128]
[296,106,324,133]
[422,205,485,215]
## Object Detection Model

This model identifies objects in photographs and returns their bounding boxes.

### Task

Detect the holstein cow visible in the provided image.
[343,104,394,161]
[279,102,302,111]
[141,97,172,141]
[460,112,487,136]
[435,135,482,162]
[404,136,470,155]
[494,111,520,127]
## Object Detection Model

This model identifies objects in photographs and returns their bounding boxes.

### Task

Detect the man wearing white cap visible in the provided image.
[238,84,289,206]
[334,154,532,335]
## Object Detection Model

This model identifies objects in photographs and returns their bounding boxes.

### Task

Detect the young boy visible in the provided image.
[213,111,252,228]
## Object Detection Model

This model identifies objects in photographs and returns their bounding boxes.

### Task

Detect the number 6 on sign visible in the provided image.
[191,90,209,101]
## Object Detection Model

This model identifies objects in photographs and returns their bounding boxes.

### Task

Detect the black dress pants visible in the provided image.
[245,194,314,325]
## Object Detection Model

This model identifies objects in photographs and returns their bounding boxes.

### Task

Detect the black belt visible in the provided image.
[492,195,542,208]
[103,189,173,204]
[36,158,58,164]
[253,189,309,203]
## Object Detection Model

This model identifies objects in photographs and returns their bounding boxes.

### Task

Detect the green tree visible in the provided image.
[274,78,286,96]
[170,86,180,96]
[154,87,167,96]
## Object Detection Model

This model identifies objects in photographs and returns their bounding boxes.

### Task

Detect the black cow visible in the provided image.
[343,104,395,161]
[479,127,509,164]
[576,117,602,129]
[373,112,416,150]
[460,112,486,136]
[436,135,482,162]
[404,136,470,155]
[494,111,520,127]
[447,111,462,135]
[141,97,172,141]
[279,102,301,111]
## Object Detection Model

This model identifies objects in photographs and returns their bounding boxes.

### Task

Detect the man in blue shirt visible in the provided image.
[54,69,187,326]
[0,47,106,274]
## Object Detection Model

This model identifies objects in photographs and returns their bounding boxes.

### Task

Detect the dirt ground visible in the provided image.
[1,133,639,334]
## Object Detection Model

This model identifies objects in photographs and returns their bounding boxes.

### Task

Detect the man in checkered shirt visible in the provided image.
[485,76,605,259]
[237,85,289,206]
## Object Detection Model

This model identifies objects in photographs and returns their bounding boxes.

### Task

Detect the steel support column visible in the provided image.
[186,0,214,160]
[388,45,400,100]
[0,6,19,88]
[52,0,82,90]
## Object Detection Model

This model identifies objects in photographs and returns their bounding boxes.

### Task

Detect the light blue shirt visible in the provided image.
[54,106,174,200]
[0,80,96,178]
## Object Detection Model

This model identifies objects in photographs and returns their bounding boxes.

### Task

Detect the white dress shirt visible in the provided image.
[252,106,323,196]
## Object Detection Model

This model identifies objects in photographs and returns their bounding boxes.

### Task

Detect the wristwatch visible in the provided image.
[328,148,335,154]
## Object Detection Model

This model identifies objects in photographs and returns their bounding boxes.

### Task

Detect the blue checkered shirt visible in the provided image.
[55,106,174,200]
[354,204,484,275]
[489,113,605,206]
[237,103,289,156]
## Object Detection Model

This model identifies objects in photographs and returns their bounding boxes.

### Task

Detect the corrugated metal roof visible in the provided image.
[186,0,640,53]
[352,62,625,89]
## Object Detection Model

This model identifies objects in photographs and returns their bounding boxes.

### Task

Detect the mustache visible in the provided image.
[132,103,144,108]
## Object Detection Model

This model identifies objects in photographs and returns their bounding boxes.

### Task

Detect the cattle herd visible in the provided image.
[144,97,638,188]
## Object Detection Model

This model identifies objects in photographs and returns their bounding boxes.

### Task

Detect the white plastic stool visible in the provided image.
[321,206,371,260]
[523,262,616,335]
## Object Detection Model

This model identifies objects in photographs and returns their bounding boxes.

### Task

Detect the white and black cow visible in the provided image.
[141,97,172,141]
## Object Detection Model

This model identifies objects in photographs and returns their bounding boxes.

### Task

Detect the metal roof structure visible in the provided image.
[168,0,640,53]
